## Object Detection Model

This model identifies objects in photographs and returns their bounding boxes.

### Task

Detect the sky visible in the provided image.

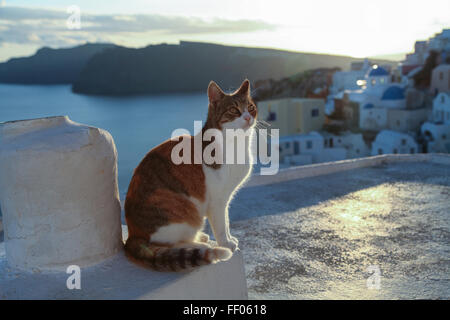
[0,0,449,62]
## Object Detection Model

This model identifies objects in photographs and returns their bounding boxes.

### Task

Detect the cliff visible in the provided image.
[72,41,374,95]
[0,43,116,84]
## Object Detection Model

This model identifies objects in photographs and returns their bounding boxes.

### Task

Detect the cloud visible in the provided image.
[0,6,275,48]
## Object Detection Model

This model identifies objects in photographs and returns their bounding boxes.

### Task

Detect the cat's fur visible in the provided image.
[124,79,257,271]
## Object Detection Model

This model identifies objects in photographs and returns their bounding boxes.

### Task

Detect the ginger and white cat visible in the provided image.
[124,79,257,271]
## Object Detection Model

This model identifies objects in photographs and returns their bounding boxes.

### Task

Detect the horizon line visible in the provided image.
[1,39,407,63]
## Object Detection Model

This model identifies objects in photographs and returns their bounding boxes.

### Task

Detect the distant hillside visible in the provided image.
[252,68,339,102]
[370,52,407,61]
[72,41,395,95]
[0,43,115,84]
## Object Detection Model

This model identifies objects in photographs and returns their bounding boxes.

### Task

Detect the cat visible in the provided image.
[124,79,257,271]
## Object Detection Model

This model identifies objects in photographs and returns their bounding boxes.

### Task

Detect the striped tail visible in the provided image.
[124,237,232,272]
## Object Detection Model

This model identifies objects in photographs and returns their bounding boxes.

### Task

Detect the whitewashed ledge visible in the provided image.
[0,226,247,300]
[0,116,247,300]
[247,153,450,187]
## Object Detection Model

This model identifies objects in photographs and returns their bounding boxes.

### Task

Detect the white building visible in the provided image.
[402,41,429,67]
[428,29,450,52]
[431,92,450,124]
[360,104,388,131]
[387,108,430,133]
[339,65,429,132]
[345,65,407,109]
[276,132,346,166]
[322,131,370,159]
[420,92,450,153]
[330,59,371,95]
[364,65,391,88]
[372,130,419,155]
[421,122,450,153]
[360,104,429,133]
[430,64,450,95]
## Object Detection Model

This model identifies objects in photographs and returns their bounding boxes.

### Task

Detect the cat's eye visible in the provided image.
[230,107,241,115]
[248,104,255,112]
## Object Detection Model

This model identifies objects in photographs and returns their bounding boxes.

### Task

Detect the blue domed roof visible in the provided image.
[368,66,389,76]
[363,103,374,109]
[381,86,405,100]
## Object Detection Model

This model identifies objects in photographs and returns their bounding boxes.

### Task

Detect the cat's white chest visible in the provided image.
[203,163,251,203]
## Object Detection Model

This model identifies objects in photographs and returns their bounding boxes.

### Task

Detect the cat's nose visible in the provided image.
[243,115,251,122]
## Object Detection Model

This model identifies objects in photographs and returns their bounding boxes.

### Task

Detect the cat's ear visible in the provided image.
[208,81,225,106]
[235,79,250,97]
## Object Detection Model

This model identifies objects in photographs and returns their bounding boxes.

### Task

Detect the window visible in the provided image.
[380,78,385,84]
[439,72,444,80]
[410,148,415,154]
[356,149,360,154]
[285,142,290,148]
[371,79,376,86]
[393,148,398,154]
[401,139,406,146]
[306,140,313,149]
[267,111,276,121]
[396,120,401,127]
[294,141,300,154]
[442,134,447,140]
[311,109,319,117]
[378,148,383,155]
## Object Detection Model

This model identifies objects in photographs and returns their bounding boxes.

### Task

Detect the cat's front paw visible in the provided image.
[229,236,239,248]
[220,237,239,252]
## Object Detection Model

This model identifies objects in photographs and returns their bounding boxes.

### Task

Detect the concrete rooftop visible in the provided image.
[1,154,449,299]
[230,157,450,299]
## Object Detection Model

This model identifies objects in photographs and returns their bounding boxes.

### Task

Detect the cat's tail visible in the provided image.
[124,237,232,272]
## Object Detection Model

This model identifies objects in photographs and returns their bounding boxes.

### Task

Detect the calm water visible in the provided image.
[0,84,208,197]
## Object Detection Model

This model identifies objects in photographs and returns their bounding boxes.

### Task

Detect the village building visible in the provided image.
[360,105,429,133]
[257,98,325,137]
[341,65,404,108]
[360,104,388,131]
[432,92,450,123]
[428,29,450,52]
[324,92,360,132]
[420,92,450,153]
[387,108,430,133]
[275,130,369,166]
[330,59,371,94]
[371,130,419,155]
[401,41,429,75]
[365,65,391,88]
[321,131,370,159]
[430,64,450,95]
[276,132,347,165]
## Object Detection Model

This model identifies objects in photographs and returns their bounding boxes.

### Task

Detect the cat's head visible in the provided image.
[207,79,257,131]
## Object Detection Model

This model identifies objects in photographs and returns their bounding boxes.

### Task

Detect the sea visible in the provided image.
[0,84,209,198]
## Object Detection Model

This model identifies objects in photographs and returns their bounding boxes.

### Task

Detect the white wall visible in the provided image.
[433,93,450,124]
[371,131,418,155]
[421,122,450,153]
[360,107,388,131]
